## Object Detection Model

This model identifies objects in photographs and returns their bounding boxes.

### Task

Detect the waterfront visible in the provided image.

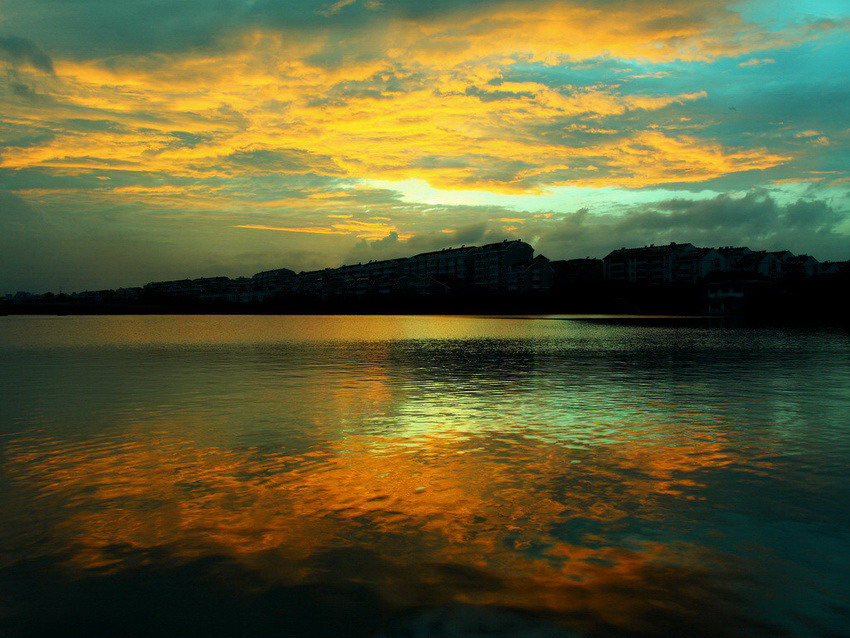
[1,315,849,637]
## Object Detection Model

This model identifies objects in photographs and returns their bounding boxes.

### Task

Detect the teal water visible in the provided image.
[1,315,849,637]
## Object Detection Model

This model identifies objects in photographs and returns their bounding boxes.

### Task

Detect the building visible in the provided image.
[393,274,451,296]
[283,239,550,297]
[766,250,795,261]
[604,243,724,284]
[405,246,473,282]
[225,277,261,303]
[550,258,604,287]
[819,261,850,277]
[143,277,233,300]
[252,268,296,291]
[716,248,781,278]
[675,247,725,281]
[469,240,536,289]
[505,255,554,293]
[782,254,819,278]
[9,237,841,311]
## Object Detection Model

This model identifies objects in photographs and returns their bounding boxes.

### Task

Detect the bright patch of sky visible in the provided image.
[362,179,728,214]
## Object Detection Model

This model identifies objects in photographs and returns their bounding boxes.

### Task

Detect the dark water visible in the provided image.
[1,315,849,638]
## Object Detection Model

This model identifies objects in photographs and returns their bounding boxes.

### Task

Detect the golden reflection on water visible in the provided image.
[5,316,845,636]
[4,416,763,633]
[0,314,568,348]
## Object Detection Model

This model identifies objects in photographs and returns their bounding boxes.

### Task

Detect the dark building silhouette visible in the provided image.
[252,268,296,290]
[600,242,828,284]
[819,260,850,277]
[3,239,846,319]
[550,258,604,287]
[274,239,553,298]
[603,243,724,283]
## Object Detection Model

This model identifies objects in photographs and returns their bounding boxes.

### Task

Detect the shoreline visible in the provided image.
[2,310,847,329]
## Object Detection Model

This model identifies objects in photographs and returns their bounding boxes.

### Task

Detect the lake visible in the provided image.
[1,315,849,637]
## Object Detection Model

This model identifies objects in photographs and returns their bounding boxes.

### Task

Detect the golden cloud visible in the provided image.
[1,0,819,218]
[738,57,775,67]
[235,219,412,240]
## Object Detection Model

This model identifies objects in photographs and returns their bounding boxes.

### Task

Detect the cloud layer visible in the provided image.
[0,0,848,290]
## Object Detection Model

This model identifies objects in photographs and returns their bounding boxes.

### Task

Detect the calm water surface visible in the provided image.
[1,315,849,637]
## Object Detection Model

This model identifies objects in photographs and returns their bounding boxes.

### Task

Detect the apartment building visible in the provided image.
[604,243,724,283]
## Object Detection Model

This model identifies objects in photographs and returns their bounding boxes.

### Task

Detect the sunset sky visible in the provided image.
[1,0,848,292]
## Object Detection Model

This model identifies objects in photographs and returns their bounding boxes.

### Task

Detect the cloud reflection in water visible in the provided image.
[2,316,849,636]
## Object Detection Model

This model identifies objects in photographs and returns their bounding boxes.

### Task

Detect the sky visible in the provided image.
[1,0,848,292]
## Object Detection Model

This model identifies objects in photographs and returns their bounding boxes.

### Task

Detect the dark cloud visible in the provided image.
[344,192,849,268]
[0,192,67,292]
[225,149,343,175]
[411,157,539,189]
[403,222,497,253]
[344,221,522,265]
[0,190,47,227]
[306,68,428,106]
[0,132,55,150]
[783,198,843,228]
[345,230,405,263]
[625,193,783,234]
[535,192,850,260]
[0,0,776,59]
[0,0,510,57]
[0,36,54,73]
[59,118,129,133]
[463,85,536,102]
[636,192,843,235]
